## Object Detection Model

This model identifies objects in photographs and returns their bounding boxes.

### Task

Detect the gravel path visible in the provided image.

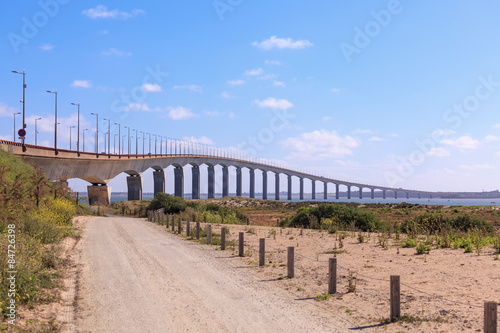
[75,216,349,333]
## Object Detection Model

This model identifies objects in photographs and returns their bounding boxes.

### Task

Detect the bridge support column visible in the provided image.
[207,165,215,199]
[87,184,111,205]
[324,182,328,200]
[371,188,375,199]
[347,186,351,199]
[127,175,143,201]
[418,193,421,199]
[383,190,386,199]
[174,166,184,198]
[299,178,304,200]
[275,173,280,200]
[359,187,363,199]
[192,165,200,200]
[335,184,339,200]
[153,170,165,196]
[236,167,242,197]
[222,166,229,197]
[395,191,398,199]
[406,192,409,199]
[262,171,268,200]
[287,175,292,201]
[249,169,255,199]
[312,180,316,200]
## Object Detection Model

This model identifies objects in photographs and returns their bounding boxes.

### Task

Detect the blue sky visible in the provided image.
[1,1,500,194]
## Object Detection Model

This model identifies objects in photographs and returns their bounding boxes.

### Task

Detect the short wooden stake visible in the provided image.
[328,258,337,294]
[484,301,498,333]
[196,222,200,240]
[207,224,212,244]
[287,247,294,278]
[259,238,265,266]
[186,221,191,238]
[221,227,226,250]
[166,215,169,228]
[390,275,401,322]
[239,232,244,257]
[177,218,182,234]
[171,216,175,232]
[161,212,164,225]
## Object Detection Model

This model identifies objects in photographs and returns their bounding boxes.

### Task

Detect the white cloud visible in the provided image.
[173,84,203,93]
[165,106,196,120]
[99,29,109,35]
[322,116,332,121]
[220,91,235,99]
[427,147,450,157]
[459,164,495,171]
[252,36,313,50]
[0,103,19,117]
[273,80,286,87]
[202,110,222,117]
[82,5,145,19]
[228,112,236,119]
[441,136,480,149]
[142,83,162,93]
[283,130,359,160]
[102,48,132,57]
[265,60,282,66]
[125,102,150,112]
[39,44,54,51]
[182,136,214,145]
[484,135,499,143]
[255,97,293,110]
[494,124,500,129]
[258,74,276,81]
[331,88,341,94]
[71,80,92,88]
[245,68,264,76]
[368,136,384,142]
[227,79,245,86]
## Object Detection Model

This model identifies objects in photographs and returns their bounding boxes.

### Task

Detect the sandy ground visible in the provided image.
[73,216,350,333]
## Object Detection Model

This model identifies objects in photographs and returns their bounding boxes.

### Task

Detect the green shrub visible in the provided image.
[147,193,187,214]
[403,238,418,248]
[416,242,431,254]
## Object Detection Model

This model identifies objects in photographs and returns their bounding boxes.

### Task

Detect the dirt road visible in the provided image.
[74,217,348,333]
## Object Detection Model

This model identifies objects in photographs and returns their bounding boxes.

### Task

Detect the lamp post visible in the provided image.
[46,90,58,155]
[70,125,75,150]
[114,133,118,154]
[83,129,88,152]
[140,131,145,156]
[124,126,130,157]
[160,136,163,155]
[154,134,157,155]
[148,133,151,155]
[13,112,21,142]
[90,112,98,157]
[70,103,80,156]
[34,117,41,145]
[133,129,138,157]
[12,70,26,151]
[103,118,110,157]
[114,123,121,158]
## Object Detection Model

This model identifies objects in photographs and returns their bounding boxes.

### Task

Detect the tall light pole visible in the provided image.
[83,129,88,152]
[46,90,58,155]
[133,129,138,157]
[148,133,151,155]
[140,131,145,156]
[12,70,26,152]
[160,136,163,155]
[114,133,118,154]
[124,126,130,157]
[70,103,80,156]
[13,112,21,142]
[90,112,98,157]
[70,126,75,150]
[154,134,157,155]
[114,123,121,158]
[34,117,41,145]
[103,118,111,157]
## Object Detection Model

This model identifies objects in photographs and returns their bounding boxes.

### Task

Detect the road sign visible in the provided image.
[18,129,26,137]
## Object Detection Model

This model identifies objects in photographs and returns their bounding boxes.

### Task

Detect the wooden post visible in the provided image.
[166,215,169,228]
[328,258,337,294]
[239,232,244,257]
[153,211,157,223]
[221,227,226,250]
[147,210,151,221]
[171,216,175,232]
[186,221,191,238]
[287,247,294,278]
[196,222,200,240]
[161,212,164,225]
[484,301,498,333]
[259,238,265,266]
[390,275,401,322]
[207,224,212,245]
[178,218,182,234]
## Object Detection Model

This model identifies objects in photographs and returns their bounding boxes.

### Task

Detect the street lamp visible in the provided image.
[133,129,138,157]
[154,134,157,155]
[34,117,42,145]
[70,125,76,150]
[114,123,121,158]
[90,112,98,157]
[83,129,88,152]
[70,103,80,156]
[12,70,27,151]
[114,133,118,154]
[148,133,151,155]
[124,126,130,157]
[46,90,58,155]
[140,131,145,156]
[103,118,111,157]
[13,112,21,142]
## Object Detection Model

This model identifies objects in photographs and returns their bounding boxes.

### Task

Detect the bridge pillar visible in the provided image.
[222,166,229,197]
[249,169,255,199]
[418,193,421,199]
[311,180,316,200]
[236,167,242,197]
[347,186,351,199]
[394,191,398,199]
[323,182,328,200]
[153,170,165,196]
[335,184,339,200]
[287,175,292,201]
[406,192,409,199]
[192,165,200,200]
[371,188,375,199]
[127,175,143,201]
[207,165,215,199]
[174,166,184,198]
[87,184,111,205]
[262,171,268,200]
[383,190,386,199]
[275,172,280,200]
[359,187,363,199]
[299,178,304,200]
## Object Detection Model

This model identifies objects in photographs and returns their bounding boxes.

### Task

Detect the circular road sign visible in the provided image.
[18,129,26,137]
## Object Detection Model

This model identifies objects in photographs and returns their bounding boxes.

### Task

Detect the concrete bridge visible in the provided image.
[1,140,436,205]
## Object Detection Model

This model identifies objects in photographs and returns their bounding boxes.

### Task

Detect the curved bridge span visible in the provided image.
[1,140,434,204]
